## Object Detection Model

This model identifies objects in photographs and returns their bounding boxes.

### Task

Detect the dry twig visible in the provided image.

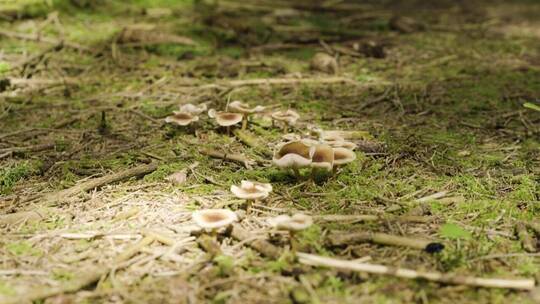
[297,252,535,290]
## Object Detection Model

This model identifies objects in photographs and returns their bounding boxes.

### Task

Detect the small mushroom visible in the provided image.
[230,180,272,213]
[310,144,334,173]
[165,111,199,126]
[268,213,313,251]
[272,140,315,179]
[208,109,243,135]
[332,147,357,173]
[271,110,300,131]
[192,209,238,236]
[179,103,207,115]
[310,52,338,74]
[228,101,265,130]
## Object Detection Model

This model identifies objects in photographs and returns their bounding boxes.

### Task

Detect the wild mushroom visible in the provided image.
[230,180,272,213]
[310,52,338,74]
[310,144,334,174]
[272,140,315,179]
[332,147,357,173]
[179,103,207,115]
[324,140,357,151]
[319,133,357,150]
[192,209,238,237]
[271,109,300,131]
[268,213,313,251]
[228,101,265,130]
[165,111,199,127]
[208,109,243,135]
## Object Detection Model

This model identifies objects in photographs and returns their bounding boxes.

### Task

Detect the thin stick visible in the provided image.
[1,268,108,304]
[297,252,535,290]
[314,214,433,224]
[200,148,253,169]
[327,231,433,250]
[230,224,281,259]
[0,143,56,159]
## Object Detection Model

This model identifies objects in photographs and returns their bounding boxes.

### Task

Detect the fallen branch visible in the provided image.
[196,76,376,90]
[0,143,56,159]
[315,214,433,224]
[327,231,435,250]
[0,29,90,52]
[230,224,281,259]
[297,252,535,290]
[11,41,64,72]
[0,207,61,226]
[200,148,254,169]
[43,162,158,206]
[1,268,108,304]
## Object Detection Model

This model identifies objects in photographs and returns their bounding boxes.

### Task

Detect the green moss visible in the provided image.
[0,161,40,195]
[0,281,15,296]
[6,241,42,256]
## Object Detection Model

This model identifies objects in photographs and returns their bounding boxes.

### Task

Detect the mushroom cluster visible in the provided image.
[272,137,356,179]
[165,103,207,128]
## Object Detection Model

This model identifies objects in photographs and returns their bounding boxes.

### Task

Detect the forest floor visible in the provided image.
[0,0,539,303]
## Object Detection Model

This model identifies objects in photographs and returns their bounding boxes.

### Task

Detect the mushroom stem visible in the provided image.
[290,231,298,252]
[226,126,231,136]
[242,115,248,130]
[246,199,254,214]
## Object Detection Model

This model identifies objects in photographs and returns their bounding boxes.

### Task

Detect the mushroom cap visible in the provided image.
[179,103,207,115]
[323,139,357,150]
[333,147,357,166]
[165,112,199,126]
[231,180,272,200]
[310,144,334,171]
[319,133,345,143]
[209,110,243,126]
[271,110,300,125]
[273,141,315,168]
[268,213,313,231]
[192,209,238,229]
[228,101,265,114]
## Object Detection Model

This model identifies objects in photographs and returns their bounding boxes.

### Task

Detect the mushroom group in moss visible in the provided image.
[271,109,300,131]
[208,109,243,135]
[273,140,315,179]
[230,180,272,213]
[268,213,313,252]
[228,101,265,130]
[192,209,238,237]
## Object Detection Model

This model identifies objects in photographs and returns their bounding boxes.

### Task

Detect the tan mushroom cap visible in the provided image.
[324,140,357,150]
[310,144,334,171]
[273,140,315,169]
[230,180,273,200]
[179,103,207,115]
[268,213,313,231]
[228,101,265,114]
[192,209,238,230]
[271,110,300,125]
[208,109,243,127]
[165,112,199,126]
[333,147,357,166]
